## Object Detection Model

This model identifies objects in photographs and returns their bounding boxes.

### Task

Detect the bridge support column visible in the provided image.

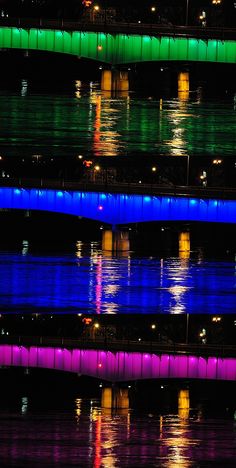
[101,69,129,92]
[178,71,189,100]
[178,389,190,419]
[101,386,129,410]
[179,231,190,256]
[102,229,130,252]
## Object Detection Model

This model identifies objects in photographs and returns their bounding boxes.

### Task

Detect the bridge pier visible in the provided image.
[102,229,130,252]
[178,389,190,419]
[178,71,189,100]
[101,386,129,410]
[179,231,190,256]
[101,69,129,92]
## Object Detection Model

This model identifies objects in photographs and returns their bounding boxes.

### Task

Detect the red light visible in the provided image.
[83,160,93,167]
[98,205,103,211]
[98,363,102,368]
[97,45,102,51]
[82,317,92,325]
[82,0,92,6]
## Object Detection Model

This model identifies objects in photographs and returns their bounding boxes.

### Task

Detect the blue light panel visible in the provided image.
[0,187,235,224]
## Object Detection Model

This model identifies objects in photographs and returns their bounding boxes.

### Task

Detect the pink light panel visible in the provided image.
[1,345,236,381]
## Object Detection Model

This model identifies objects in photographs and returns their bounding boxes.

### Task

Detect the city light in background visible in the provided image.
[0,0,234,27]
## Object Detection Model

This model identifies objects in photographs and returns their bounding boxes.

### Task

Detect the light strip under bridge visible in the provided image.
[0,186,236,224]
[1,344,236,382]
[0,26,236,64]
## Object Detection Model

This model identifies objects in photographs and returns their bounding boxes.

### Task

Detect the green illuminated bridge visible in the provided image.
[0,18,236,64]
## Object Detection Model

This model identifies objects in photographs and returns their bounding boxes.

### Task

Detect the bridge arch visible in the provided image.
[0,27,235,65]
[0,186,236,225]
[1,345,236,382]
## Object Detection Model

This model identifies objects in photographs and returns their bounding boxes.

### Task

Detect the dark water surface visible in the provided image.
[0,242,235,314]
[0,80,235,161]
[0,397,235,467]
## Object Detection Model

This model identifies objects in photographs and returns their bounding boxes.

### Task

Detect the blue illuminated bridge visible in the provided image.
[0,18,235,64]
[1,179,236,225]
[1,337,236,382]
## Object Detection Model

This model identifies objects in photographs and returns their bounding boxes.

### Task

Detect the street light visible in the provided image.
[185,0,189,25]
[186,155,190,186]
[185,313,189,343]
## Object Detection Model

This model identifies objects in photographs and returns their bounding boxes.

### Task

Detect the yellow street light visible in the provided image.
[212,316,222,323]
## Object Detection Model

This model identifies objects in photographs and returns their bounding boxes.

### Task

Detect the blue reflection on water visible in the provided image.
[0,244,236,314]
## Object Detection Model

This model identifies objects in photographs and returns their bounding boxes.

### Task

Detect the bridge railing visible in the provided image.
[0,18,235,40]
[0,176,236,200]
[0,334,236,358]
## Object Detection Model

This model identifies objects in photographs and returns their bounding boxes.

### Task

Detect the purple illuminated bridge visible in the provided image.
[1,344,236,382]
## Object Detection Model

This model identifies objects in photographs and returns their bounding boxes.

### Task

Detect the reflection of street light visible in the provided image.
[151,324,156,330]
[151,6,156,12]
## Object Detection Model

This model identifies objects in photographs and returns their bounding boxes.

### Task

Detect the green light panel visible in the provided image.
[0,27,235,64]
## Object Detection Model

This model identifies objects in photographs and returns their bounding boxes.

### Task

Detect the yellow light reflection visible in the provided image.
[166,99,194,157]
[75,240,83,258]
[164,423,199,468]
[102,302,119,314]
[167,258,192,314]
[75,80,82,99]
[104,284,119,296]
[168,285,190,314]
[91,407,120,468]
[90,91,122,156]
[75,398,82,421]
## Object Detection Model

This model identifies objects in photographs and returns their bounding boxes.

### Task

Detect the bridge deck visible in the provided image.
[1,335,236,358]
[0,177,236,201]
[0,18,236,41]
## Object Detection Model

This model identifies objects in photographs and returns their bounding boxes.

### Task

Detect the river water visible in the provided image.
[0,78,235,161]
[0,241,235,315]
[0,80,234,314]
[0,78,236,465]
[0,395,236,468]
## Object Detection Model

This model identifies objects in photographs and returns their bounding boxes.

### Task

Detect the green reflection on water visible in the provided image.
[0,82,235,159]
